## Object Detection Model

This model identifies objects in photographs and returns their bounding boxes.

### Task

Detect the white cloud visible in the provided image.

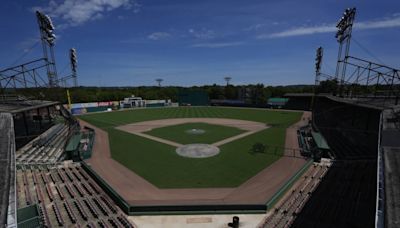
[258,15,400,39]
[148,32,171,40]
[191,41,244,48]
[188,28,215,40]
[356,16,400,29]
[244,23,266,32]
[259,24,335,39]
[32,0,141,27]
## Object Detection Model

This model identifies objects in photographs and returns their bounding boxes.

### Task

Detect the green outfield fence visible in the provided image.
[81,158,313,215]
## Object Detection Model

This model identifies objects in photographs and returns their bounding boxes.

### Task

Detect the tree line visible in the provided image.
[13,84,315,104]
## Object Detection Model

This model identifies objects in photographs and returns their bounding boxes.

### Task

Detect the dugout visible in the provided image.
[178,90,209,106]
[267,98,289,108]
[65,131,81,161]
[65,127,95,161]
[311,131,331,161]
[17,204,42,228]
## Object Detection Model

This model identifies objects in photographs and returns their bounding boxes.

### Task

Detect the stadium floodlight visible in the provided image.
[315,47,323,73]
[35,10,59,87]
[70,48,77,72]
[44,15,55,30]
[36,11,56,46]
[335,7,356,42]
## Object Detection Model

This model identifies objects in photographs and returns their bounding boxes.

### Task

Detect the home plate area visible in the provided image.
[176,143,220,158]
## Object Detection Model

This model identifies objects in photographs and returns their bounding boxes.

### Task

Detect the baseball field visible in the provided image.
[78,107,302,188]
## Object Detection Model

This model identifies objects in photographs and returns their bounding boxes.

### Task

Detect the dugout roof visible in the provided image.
[311,131,330,150]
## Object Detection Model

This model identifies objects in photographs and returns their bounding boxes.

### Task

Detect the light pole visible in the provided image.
[156,78,163,87]
[70,48,78,87]
[224,76,231,86]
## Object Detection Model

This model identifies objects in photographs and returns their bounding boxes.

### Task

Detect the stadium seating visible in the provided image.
[312,96,380,160]
[291,160,377,227]
[15,163,135,227]
[288,97,380,227]
[260,163,329,227]
[16,123,70,163]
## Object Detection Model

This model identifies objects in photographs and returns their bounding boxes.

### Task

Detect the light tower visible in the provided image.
[315,46,323,87]
[156,78,163,87]
[335,7,356,95]
[36,11,58,87]
[224,76,231,86]
[70,48,78,87]
[312,46,323,111]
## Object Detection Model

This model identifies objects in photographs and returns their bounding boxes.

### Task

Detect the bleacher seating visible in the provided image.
[260,163,329,227]
[291,160,377,227]
[15,163,135,227]
[16,123,70,163]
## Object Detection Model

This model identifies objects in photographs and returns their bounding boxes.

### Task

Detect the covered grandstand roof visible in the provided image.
[0,100,59,113]
[285,93,398,110]
[326,95,392,110]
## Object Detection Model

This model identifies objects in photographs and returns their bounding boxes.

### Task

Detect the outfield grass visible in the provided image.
[144,122,245,144]
[79,107,302,188]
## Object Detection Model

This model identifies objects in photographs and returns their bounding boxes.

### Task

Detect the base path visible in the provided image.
[116,118,268,147]
[80,112,310,206]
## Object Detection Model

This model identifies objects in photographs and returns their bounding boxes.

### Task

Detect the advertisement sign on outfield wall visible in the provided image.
[71,108,88,115]
[71,102,98,109]
[68,101,118,115]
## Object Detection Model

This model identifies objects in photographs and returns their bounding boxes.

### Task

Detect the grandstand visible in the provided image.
[312,96,381,160]
[0,95,62,150]
[0,97,135,228]
[286,95,398,228]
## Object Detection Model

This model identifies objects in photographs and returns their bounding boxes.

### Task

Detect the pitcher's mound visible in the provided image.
[185,128,206,135]
[176,144,220,158]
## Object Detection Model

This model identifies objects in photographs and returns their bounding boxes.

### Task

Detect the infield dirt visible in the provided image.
[79,111,310,206]
[116,118,267,147]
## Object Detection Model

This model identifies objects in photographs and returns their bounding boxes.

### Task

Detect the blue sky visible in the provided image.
[1,0,400,86]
